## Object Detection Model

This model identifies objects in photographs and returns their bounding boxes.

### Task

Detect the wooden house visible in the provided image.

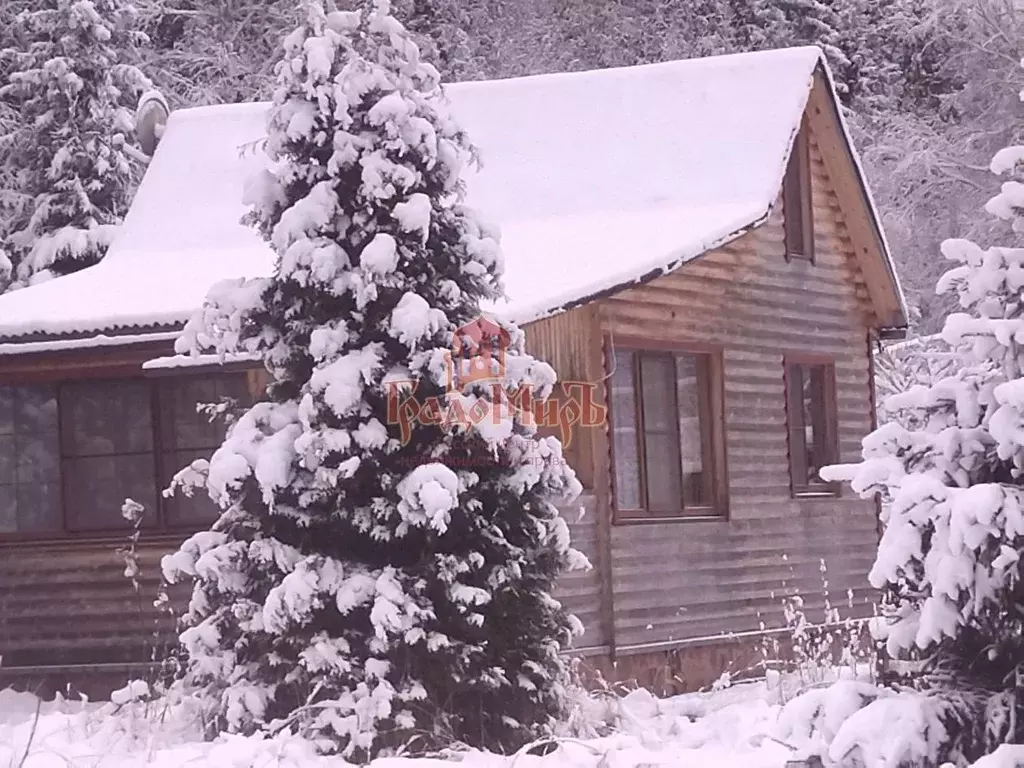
[0,46,906,694]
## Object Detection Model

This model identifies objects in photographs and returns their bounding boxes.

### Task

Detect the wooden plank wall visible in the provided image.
[555,493,604,649]
[525,309,609,649]
[594,129,880,650]
[0,538,177,669]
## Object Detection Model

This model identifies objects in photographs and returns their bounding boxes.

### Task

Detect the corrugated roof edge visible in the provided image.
[0,322,181,347]
[0,330,181,357]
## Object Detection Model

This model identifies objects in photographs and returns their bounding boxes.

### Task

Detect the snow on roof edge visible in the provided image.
[143,351,262,371]
[0,331,180,356]
[505,207,773,326]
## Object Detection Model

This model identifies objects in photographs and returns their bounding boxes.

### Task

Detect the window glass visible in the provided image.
[0,373,260,536]
[159,375,251,526]
[61,380,157,530]
[64,454,159,530]
[0,386,61,532]
[677,354,714,508]
[639,354,682,512]
[803,364,832,485]
[63,379,152,457]
[784,126,813,261]
[787,361,837,492]
[610,349,641,510]
[609,348,722,517]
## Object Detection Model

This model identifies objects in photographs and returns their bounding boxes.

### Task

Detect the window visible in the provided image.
[158,376,251,526]
[0,386,61,533]
[609,346,725,519]
[785,358,839,495]
[62,379,159,530]
[0,372,254,536]
[783,122,814,261]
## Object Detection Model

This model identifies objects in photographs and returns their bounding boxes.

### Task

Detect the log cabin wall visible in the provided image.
[592,128,880,652]
[0,537,178,670]
[0,341,182,684]
[524,308,612,651]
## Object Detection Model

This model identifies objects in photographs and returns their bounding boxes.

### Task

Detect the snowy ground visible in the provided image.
[0,678,811,768]
[0,674,1020,768]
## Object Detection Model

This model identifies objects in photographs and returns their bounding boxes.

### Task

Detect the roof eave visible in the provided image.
[806,58,909,330]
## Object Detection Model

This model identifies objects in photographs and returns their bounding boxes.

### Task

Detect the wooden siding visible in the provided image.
[525,308,613,649]
[557,493,604,648]
[0,537,176,669]
[593,128,880,649]
[524,309,594,489]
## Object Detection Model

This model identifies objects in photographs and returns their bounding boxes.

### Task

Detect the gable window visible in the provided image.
[785,357,838,495]
[783,122,814,261]
[0,373,254,536]
[609,345,726,520]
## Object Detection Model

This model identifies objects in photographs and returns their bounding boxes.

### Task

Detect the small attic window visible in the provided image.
[783,122,814,261]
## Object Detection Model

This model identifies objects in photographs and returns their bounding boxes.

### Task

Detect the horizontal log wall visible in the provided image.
[525,308,610,649]
[596,129,880,649]
[0,537,178,669]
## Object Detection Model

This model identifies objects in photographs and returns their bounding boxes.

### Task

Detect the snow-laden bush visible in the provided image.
[776,678,992,768]
[822,65,1024,763]
[874,334,959,410]
[163,0,586,759]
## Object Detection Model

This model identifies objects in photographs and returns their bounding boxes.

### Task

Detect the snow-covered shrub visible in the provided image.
[0,0,149,285]
[822,67,1024,762]
[163,0,585,759]
[777,679,989,768]
[874,334,959,410]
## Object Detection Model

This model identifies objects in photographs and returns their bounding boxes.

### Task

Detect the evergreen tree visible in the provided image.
[775,0,855,101]
[395,0,477,81]
[0,0,149,287]
[163,0,586,758]
[824,71,1024,759]
[727,0,788,52]
[839,0,962,114]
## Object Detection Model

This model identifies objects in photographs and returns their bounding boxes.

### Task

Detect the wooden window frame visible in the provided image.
[784,353,839,498]
[0,371,255,542]
[783,120,815,263]
[606,337,729,524]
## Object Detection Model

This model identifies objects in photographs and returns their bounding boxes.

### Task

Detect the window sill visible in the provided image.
[613,510,729,525]
[785,251,815,263]
[792,489,840,500]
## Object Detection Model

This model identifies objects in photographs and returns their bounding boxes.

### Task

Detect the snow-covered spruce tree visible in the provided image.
[726,0,788,53]
[162,0,585,758]
[0,0,149,287]
[775,0,855,102]
[822,74,1024,759]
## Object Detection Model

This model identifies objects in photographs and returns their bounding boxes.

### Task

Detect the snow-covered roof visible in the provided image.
[0,45,905,343]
